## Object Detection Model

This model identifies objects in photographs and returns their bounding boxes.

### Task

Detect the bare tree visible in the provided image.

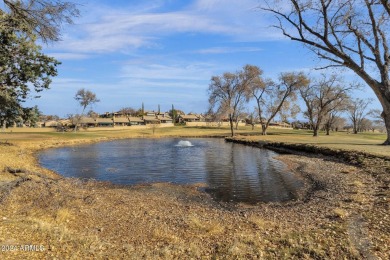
[369,109,387,132]
[233,101,248,130]
[66,113,81,131]
[250,76,272,125]
[278,100,301,124]
[118,107,137,117]
[1,0,79,42]
[300,74,352,136]
[148,121,160,135]
[208,65,260,136]
[87,110,99,120]
[252,72,309,135]
[324,114,347,134]
[360,118,374,132]
[261,0,390,144]
[370,109,385,124]
[346,98,372,134]
[323,113,344,135]
[75,89,99,114]
[247,109,258,130]
[74,88,99,131]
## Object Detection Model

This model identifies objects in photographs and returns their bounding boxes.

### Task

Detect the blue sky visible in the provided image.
[26,0,381,117]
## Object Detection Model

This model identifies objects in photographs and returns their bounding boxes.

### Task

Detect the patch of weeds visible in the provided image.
[349,180,364,187]
[351,194,366,204]
[56,208,75,223]
[248,216,277,230]
[152,226,180,244]
[332,208,349,219]
[187,216,224,235]
[270,231,336,259]
[214,234,265,259]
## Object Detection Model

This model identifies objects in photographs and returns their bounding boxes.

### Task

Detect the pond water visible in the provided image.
[38,138,304,203]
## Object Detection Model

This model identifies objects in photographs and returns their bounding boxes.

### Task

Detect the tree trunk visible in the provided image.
[229,114,234,137]
[382,106,390,145]
[313,127,318,137]
[324,122,331,136]
[354,75,390,143]
[261,123,267,135]
[325,127,330,136]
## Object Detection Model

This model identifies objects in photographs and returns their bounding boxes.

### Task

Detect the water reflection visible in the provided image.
[39,138,303,203]
[203,142,300,202]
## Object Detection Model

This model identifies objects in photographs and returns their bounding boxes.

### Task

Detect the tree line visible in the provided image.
[208,64,384,137]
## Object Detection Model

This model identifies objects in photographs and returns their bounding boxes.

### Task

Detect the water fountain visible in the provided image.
[175,140,193,147]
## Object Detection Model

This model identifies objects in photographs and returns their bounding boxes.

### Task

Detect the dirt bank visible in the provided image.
[0,136,388,259]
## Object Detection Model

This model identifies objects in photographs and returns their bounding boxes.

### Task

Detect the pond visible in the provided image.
[38,138,304,203]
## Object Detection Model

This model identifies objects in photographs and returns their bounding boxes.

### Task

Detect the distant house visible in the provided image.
[145,111,157,117]
[113,117,129,126]
[178,114,200,123]
[44,120,59,127]
[58,119,71,126]
[268,122,293,128]
[143,116,160,124]
[97,118,114,127]
[129,117,144,125]
[195,114,206,122]
[77,117,97,127]
[157,114,173,124]
[203,115,213,122]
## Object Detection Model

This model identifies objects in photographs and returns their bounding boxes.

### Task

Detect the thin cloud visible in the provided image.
[120,62,216,82]
[196,46,263,54]
[48,53,91,60]
[51,78,91,85]
[48,0,282,55]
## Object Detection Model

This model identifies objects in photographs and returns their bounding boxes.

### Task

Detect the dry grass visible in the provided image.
[187,215,224,235]
[0,126,389,259]
[333,208,349,219]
